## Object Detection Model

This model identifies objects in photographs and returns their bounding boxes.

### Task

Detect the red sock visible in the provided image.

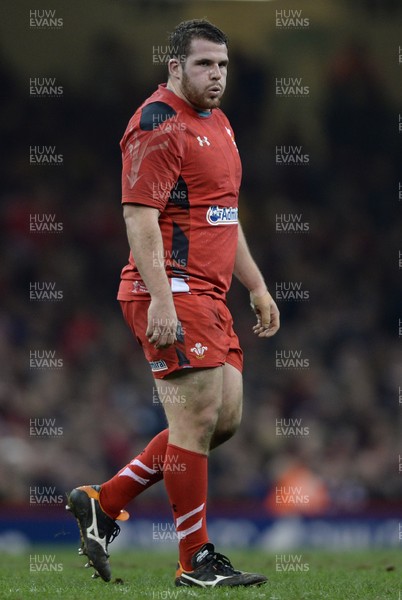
[163,443,209,571]
[99,429,168,518]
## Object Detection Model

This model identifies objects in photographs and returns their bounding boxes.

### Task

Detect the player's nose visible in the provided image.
[210,64,222,79]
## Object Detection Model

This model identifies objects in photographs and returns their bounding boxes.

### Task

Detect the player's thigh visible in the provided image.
[155,366,224,425]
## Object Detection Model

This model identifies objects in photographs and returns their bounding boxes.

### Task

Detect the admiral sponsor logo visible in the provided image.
[399,522,402,541]
[30,350,63,369]
[399,250,402,269]
[30,486,64,505]
[399,386,402,405]
[29,554,63,572]
[30,281,63,301]
[399,46,402,64]
[399,318,402,337]
[275,486,310,505]
[276,145,309,165]
[276,213,309,233]
[275,554,309,572]
[399,182,402,201]
[276,77,309,97]
[29,213,63,233]
[276,350,309,369]
[276,418,309,437]
[30,418,63,437]
[29,77,63,97]
[275,281,309,301]
[30,146,63,165]
[206,206,238,226]
[399,454,402,473]
[29,9,63,29]
[149,360,168,372]
[276,9,309,28]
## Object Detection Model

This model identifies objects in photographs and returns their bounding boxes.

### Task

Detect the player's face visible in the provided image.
[180,39,228,110]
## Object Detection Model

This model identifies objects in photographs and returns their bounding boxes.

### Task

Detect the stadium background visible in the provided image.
[0,0,401,551]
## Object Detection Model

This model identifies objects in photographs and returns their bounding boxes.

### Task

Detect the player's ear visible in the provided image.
[168,58,182,80]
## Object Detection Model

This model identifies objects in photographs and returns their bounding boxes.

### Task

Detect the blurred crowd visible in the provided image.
[0,33,400,515]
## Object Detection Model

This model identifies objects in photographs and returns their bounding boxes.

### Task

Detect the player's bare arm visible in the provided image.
[123,204,177,348]
[233,222,280,338]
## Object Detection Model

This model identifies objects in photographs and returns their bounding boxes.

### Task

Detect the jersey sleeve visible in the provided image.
[121,102,185,211]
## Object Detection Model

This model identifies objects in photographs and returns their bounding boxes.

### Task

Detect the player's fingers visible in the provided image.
[253,313,265,333]
[258,310,272,328]
[148,328,160,344]
[155,334,170,348]
[155,325,177,348]
[156,339,173,349]
[253,312,261,325]
[254,307,280,337]
[257,319,280,337]
[258,328,276,338]
[156,337,176,349]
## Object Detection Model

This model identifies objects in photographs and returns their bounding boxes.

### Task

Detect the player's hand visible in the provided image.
[146,297,178,348]
[250,290,280,338]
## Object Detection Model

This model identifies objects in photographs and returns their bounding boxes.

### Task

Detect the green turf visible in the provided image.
[0,547,400,599]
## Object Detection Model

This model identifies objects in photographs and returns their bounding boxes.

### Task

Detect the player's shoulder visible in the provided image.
[139,100,177,131]
[121,87,178,147]
[125,85,185,134]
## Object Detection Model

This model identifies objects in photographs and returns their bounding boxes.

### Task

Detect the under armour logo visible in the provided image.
[196,135,210,147]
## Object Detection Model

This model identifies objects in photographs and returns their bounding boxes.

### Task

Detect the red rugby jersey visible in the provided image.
[117,84,241,301]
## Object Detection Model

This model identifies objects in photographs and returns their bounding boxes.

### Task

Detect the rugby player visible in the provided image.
[67,19,279,588]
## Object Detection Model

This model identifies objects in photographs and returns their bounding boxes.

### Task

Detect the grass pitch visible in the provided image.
[1,547,400,599]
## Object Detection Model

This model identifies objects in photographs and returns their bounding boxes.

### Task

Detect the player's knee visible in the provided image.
[211,411,242,448]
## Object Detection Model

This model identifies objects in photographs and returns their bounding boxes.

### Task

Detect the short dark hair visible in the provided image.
[168,19,228,62]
